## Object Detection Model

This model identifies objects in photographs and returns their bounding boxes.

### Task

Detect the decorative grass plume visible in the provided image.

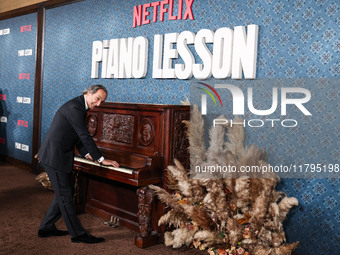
[150,105,299,255]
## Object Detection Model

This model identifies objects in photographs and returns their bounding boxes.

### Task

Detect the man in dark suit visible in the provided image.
[37,85,119,243]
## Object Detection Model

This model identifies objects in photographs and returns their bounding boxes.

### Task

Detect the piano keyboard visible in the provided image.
[74,157,134,175]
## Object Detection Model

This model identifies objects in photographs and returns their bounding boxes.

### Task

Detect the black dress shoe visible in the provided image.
[38,228,69,238]
[71,233,105,244]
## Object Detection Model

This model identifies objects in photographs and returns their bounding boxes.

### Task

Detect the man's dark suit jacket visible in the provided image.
[38,95,102,173]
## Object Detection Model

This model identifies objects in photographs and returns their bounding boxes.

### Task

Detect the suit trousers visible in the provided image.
[39,164,86,238]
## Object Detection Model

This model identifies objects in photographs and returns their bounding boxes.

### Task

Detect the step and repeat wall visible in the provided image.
[0,13,36,163]
[1,0,339,254]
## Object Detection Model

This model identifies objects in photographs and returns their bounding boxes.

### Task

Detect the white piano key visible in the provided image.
[74,157,133,175]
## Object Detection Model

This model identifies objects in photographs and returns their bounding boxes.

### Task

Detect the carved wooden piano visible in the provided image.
[73,102,190,248]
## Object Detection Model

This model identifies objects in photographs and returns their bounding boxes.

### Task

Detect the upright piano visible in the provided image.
[73,102,190,248]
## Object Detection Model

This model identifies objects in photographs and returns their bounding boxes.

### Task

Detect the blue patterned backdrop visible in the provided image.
[0,0,338,254]
[0,13,36,163]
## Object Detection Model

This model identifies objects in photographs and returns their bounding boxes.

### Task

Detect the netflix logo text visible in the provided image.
[19,73,30,80]
[17,120,28,127]
[133,0,194,27]
[20,25,31,32]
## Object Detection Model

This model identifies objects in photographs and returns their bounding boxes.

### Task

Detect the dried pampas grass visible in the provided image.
[186,105,206,168]
[164,227,196,248]
[150,105,299,254]
[35,172,53,190]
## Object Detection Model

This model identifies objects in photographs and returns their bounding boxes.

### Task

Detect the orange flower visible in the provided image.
[177,198,191,205]
[237,213,251,225]
[217,248,227,255]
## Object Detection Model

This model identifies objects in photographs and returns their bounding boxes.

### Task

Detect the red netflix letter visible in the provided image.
[160,0,169,22]
[183,0,194,20]
[178,0,183,19]
[169,0,177,20]
[142,3,151,25]
[133,5,142,27]
[151,1,160,22]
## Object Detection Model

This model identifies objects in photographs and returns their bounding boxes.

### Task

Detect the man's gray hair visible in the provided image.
[83,85,108,95]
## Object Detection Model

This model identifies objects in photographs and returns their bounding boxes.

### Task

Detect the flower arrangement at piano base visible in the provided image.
[149,105,299,255]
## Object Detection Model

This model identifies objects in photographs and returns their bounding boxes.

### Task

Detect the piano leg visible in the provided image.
[135,186,160,248]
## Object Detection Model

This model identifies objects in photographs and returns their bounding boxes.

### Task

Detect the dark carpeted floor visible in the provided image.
[0,162,205,255]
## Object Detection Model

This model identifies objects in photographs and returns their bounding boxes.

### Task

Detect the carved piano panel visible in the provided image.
[136,113,160,155]
[102,113,135,145]
[74,102,190,248]
[138,118,155,147]
[86,113,98,138]
[86,108,164,157]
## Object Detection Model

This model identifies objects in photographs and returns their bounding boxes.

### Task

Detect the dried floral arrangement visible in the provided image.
[150,105,299,255]
[35,171,53,190]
